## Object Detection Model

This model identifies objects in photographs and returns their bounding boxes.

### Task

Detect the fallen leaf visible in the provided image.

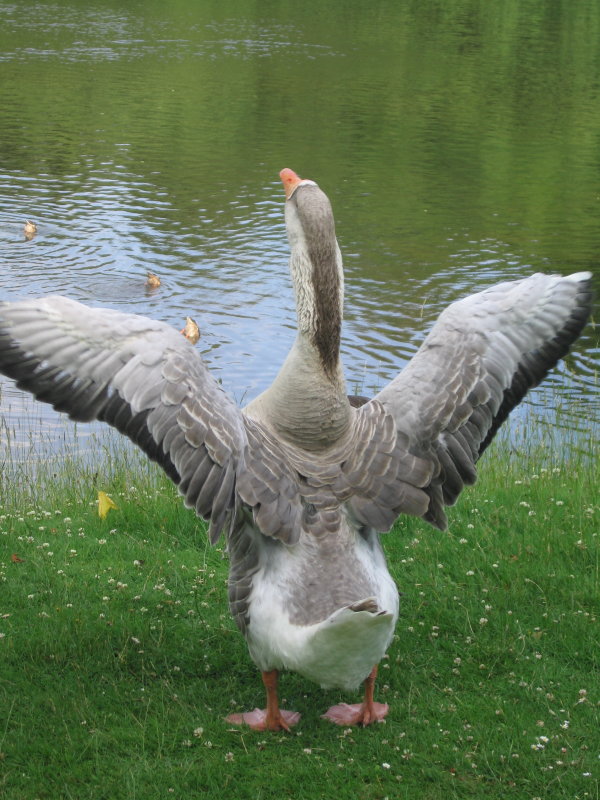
[98,491,118,519]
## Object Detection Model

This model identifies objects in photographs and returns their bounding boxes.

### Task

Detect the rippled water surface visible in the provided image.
[0,0,598,461]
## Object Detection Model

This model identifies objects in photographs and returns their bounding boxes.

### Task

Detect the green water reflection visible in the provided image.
[0,0,598,454]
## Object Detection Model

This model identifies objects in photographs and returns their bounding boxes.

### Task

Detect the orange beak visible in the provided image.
[280,168,303,199]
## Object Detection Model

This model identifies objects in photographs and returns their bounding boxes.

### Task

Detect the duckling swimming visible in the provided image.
[181,316,200,344]
[146,272,161,289]
[23,220,37,241]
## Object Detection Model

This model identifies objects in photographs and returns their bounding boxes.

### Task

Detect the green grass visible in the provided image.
[0,419,598,800]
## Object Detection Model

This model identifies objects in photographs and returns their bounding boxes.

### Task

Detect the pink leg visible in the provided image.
[226,669,301,732]
[322,665,389,726]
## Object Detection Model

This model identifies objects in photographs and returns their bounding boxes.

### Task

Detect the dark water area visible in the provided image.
[0,0,598,463]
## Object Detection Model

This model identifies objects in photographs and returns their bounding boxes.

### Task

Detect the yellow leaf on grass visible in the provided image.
[98,491,118,519]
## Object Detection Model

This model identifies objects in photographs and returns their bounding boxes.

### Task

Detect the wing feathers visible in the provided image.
[0,297,251,542]
[0,271,592,547]
[375,272,592,530]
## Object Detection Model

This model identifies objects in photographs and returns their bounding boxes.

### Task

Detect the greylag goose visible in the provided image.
[0,169,592,732]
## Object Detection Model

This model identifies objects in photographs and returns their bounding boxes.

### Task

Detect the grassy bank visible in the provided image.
[0,423,598,800]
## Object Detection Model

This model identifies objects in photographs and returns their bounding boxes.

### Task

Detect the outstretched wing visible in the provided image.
[369,271,593,530]
[0,295,302,543]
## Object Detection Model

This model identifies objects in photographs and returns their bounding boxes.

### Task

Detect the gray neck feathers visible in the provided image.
[290,185,343,377]
[243,183,349,450]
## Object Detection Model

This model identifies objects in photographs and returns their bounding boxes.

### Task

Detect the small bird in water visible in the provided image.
[23,220,37,240]
[146,272,161,288]
[181,316,200,344]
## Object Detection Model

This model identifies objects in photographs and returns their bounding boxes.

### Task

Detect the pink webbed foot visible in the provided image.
[226,708,301,732]
[226,670,300,731]
[322,701,389,726]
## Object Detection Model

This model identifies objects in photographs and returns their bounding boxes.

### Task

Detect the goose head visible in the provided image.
[280,168,344,378]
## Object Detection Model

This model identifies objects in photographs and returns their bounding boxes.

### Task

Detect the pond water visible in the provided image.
[0,0,598,464]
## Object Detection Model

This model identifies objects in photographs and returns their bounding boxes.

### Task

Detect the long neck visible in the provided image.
[244,229,352,452]
[257,332,350,450]
[290,229,344,378]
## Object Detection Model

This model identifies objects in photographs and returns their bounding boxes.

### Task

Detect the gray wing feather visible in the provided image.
[0,296,253,543]
[235,419,305,544]
[374,271,593,530]
[281,400,435,532]
[0,272,592,546]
